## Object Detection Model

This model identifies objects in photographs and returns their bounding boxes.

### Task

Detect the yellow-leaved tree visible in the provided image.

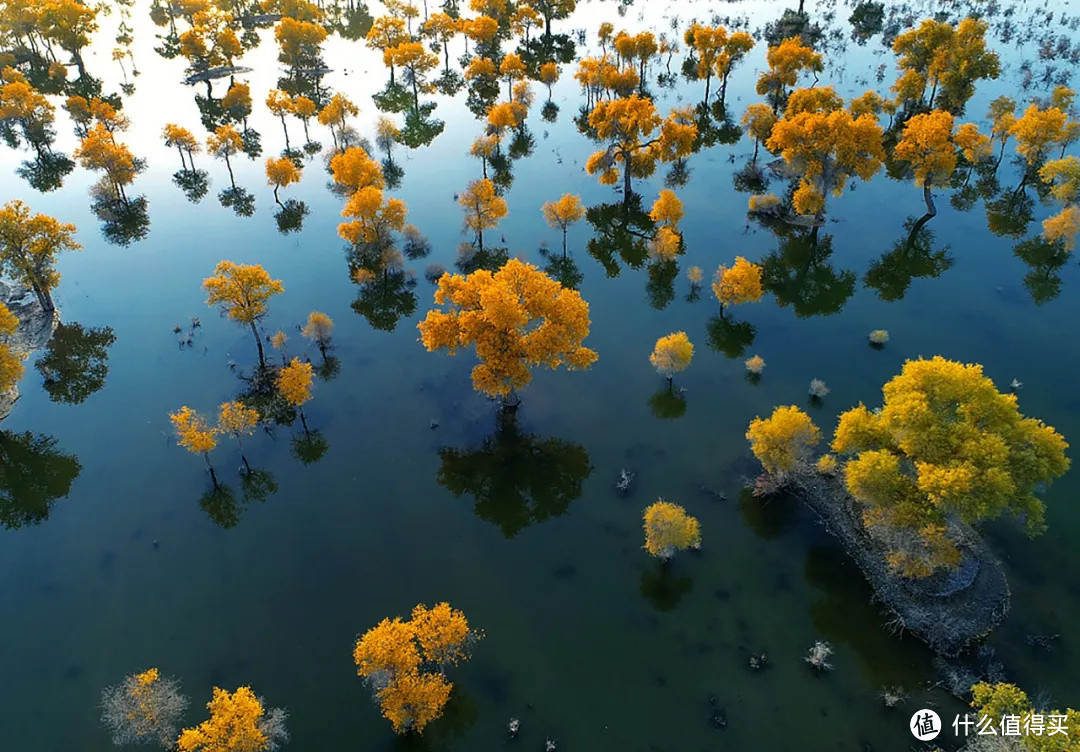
[647,189,684,262]
[969,682,1079,743]
[177,686,287,752]
[832,356,1070,578]
[301,311,333,358]
[277,357,313,431]
[354,603,479,734]
[170,406,219,485]
[205,124,243,190]
[338,186,407,247]
[746,405,821,478]
[683,23,755,107]
[217,400,258,472]
[649,331,692,386]
[1039,156,1080,250]
[890,18,999,114]
[894,110,990,223]
[766,86,885,220]
[329,146,385,194]
[755,35,822,113]
[163,123,201,173]
[458,178,507,252]
[0,302,25,392]
[585,94,697,204]
[712,256,763,311]
[541,193,585,255]
[642,499,701,560]
[265,156,301,206]
[317,92,359,153]
[0,199,80,312]
[203,261,284,368]
[417,259,597,408]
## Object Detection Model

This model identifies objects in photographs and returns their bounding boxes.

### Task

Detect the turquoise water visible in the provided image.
[1,0,1079,750]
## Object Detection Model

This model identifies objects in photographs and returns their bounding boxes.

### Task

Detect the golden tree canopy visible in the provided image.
[746,405,821,475]
[338,187,407,246]
[832,356,1070,576]
[177,687,269,752]
[265,156,301,189]
[217,401,258,438]
[458,178,507,238]
[643,499,701,559]
[277,357,313,407]
[1010,103,1069,166]
[417,259,598,398]
[170,406,217,455]
[541,193,585,230]
[712,257,763,307]
[894,110,959,188]
[330,146,385,193]
[0,302,24,392]
[203,261,284,325]
[649,331,693,380]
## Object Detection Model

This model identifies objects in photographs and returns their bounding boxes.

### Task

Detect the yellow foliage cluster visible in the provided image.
[1042,206,1080,251]
[216,401,258,439]
[265,156,301,192]
[767,99,884,216]
[642,499,701,559]
[894,110,958,187]
[747,193,781,213]
[163,123,200,154]
[277,357,313,407]
[330,146,385,193]
[203,261,284,325]
[205,124,242,160]
[742,102,777,148]
[1010,103,1069,166]
[744,354,765,375]
[684,23,755,94]
[649,331,693,380]
[458,178,507,247]
[541,194,585,231]
[891,18,1000,112]
[970,682,1080,747]
[417,259,598,399]
[302,311,333,347]
[170,406,217,455]
[0,302,25,392]
[177,687,269,752]
[832,356,1070,577]
[0,199,80,311]
[712,256,764,308]
[354,603,476,734]
[755,35,822,105]
[585,95,697,191]
[75,123,138,193]
[339,186,407,246]
[746,405,821,475]
[815,453,837,475]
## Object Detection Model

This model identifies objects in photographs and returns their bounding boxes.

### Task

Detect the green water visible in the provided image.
[1,0,1079,750]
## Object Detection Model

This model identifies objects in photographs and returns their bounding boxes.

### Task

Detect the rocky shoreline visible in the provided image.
[768,468,1011,658]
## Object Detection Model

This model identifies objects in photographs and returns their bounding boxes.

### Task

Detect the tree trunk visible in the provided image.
[623,157,633,205]
[251,321,265,367]
[32,281,53,312]
[444,42,450,72]
[704,74,711,105]
[204,454,219,488]
[413,75,421,112]
[562,227,568,257]
[299,408,309,434]
[390,64,396,85]
[753,138,760,162]
[274,185,282,206]
[280,116,290,151]
[477,227,484,253]
[545,15,551,38]
[225,155,236,190]
[177,145,187,172]
[301,119,310,143]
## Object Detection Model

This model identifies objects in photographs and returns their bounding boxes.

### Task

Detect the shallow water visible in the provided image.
[1,0,1079,750]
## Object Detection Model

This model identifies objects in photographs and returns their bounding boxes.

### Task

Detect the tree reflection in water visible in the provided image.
[437,411,592,538]
[0,430,81,530]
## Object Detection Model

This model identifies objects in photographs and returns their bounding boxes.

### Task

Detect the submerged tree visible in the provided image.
[541,193,585,255]
[203,261,284,368]
[277,357,313,432]
[177,686,288,752]
[217,400,259,473]
[649,331,692,388]
[354,603,479,735]
[417,259,598,408]
[206,124,243,190]
[766,88,884,220]
[169,406,219,486]
[100,668,188,749]
[890,18,999,115]
[712,256,764,312]
[0,199,80,312]
[458,178,506,253]
[642,499,701,560]
[755,36,822,113]
[832,357,1070,578]
[585,96,696,204]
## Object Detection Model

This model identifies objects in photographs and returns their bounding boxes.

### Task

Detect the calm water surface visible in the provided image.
[1,0,1079,750]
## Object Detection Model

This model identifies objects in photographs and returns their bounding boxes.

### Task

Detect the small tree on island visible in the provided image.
[0,199,81,312]
[417,259,598,409]
[746,405,821,486]
[831,356,1070,578]
[643,499,701,560]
